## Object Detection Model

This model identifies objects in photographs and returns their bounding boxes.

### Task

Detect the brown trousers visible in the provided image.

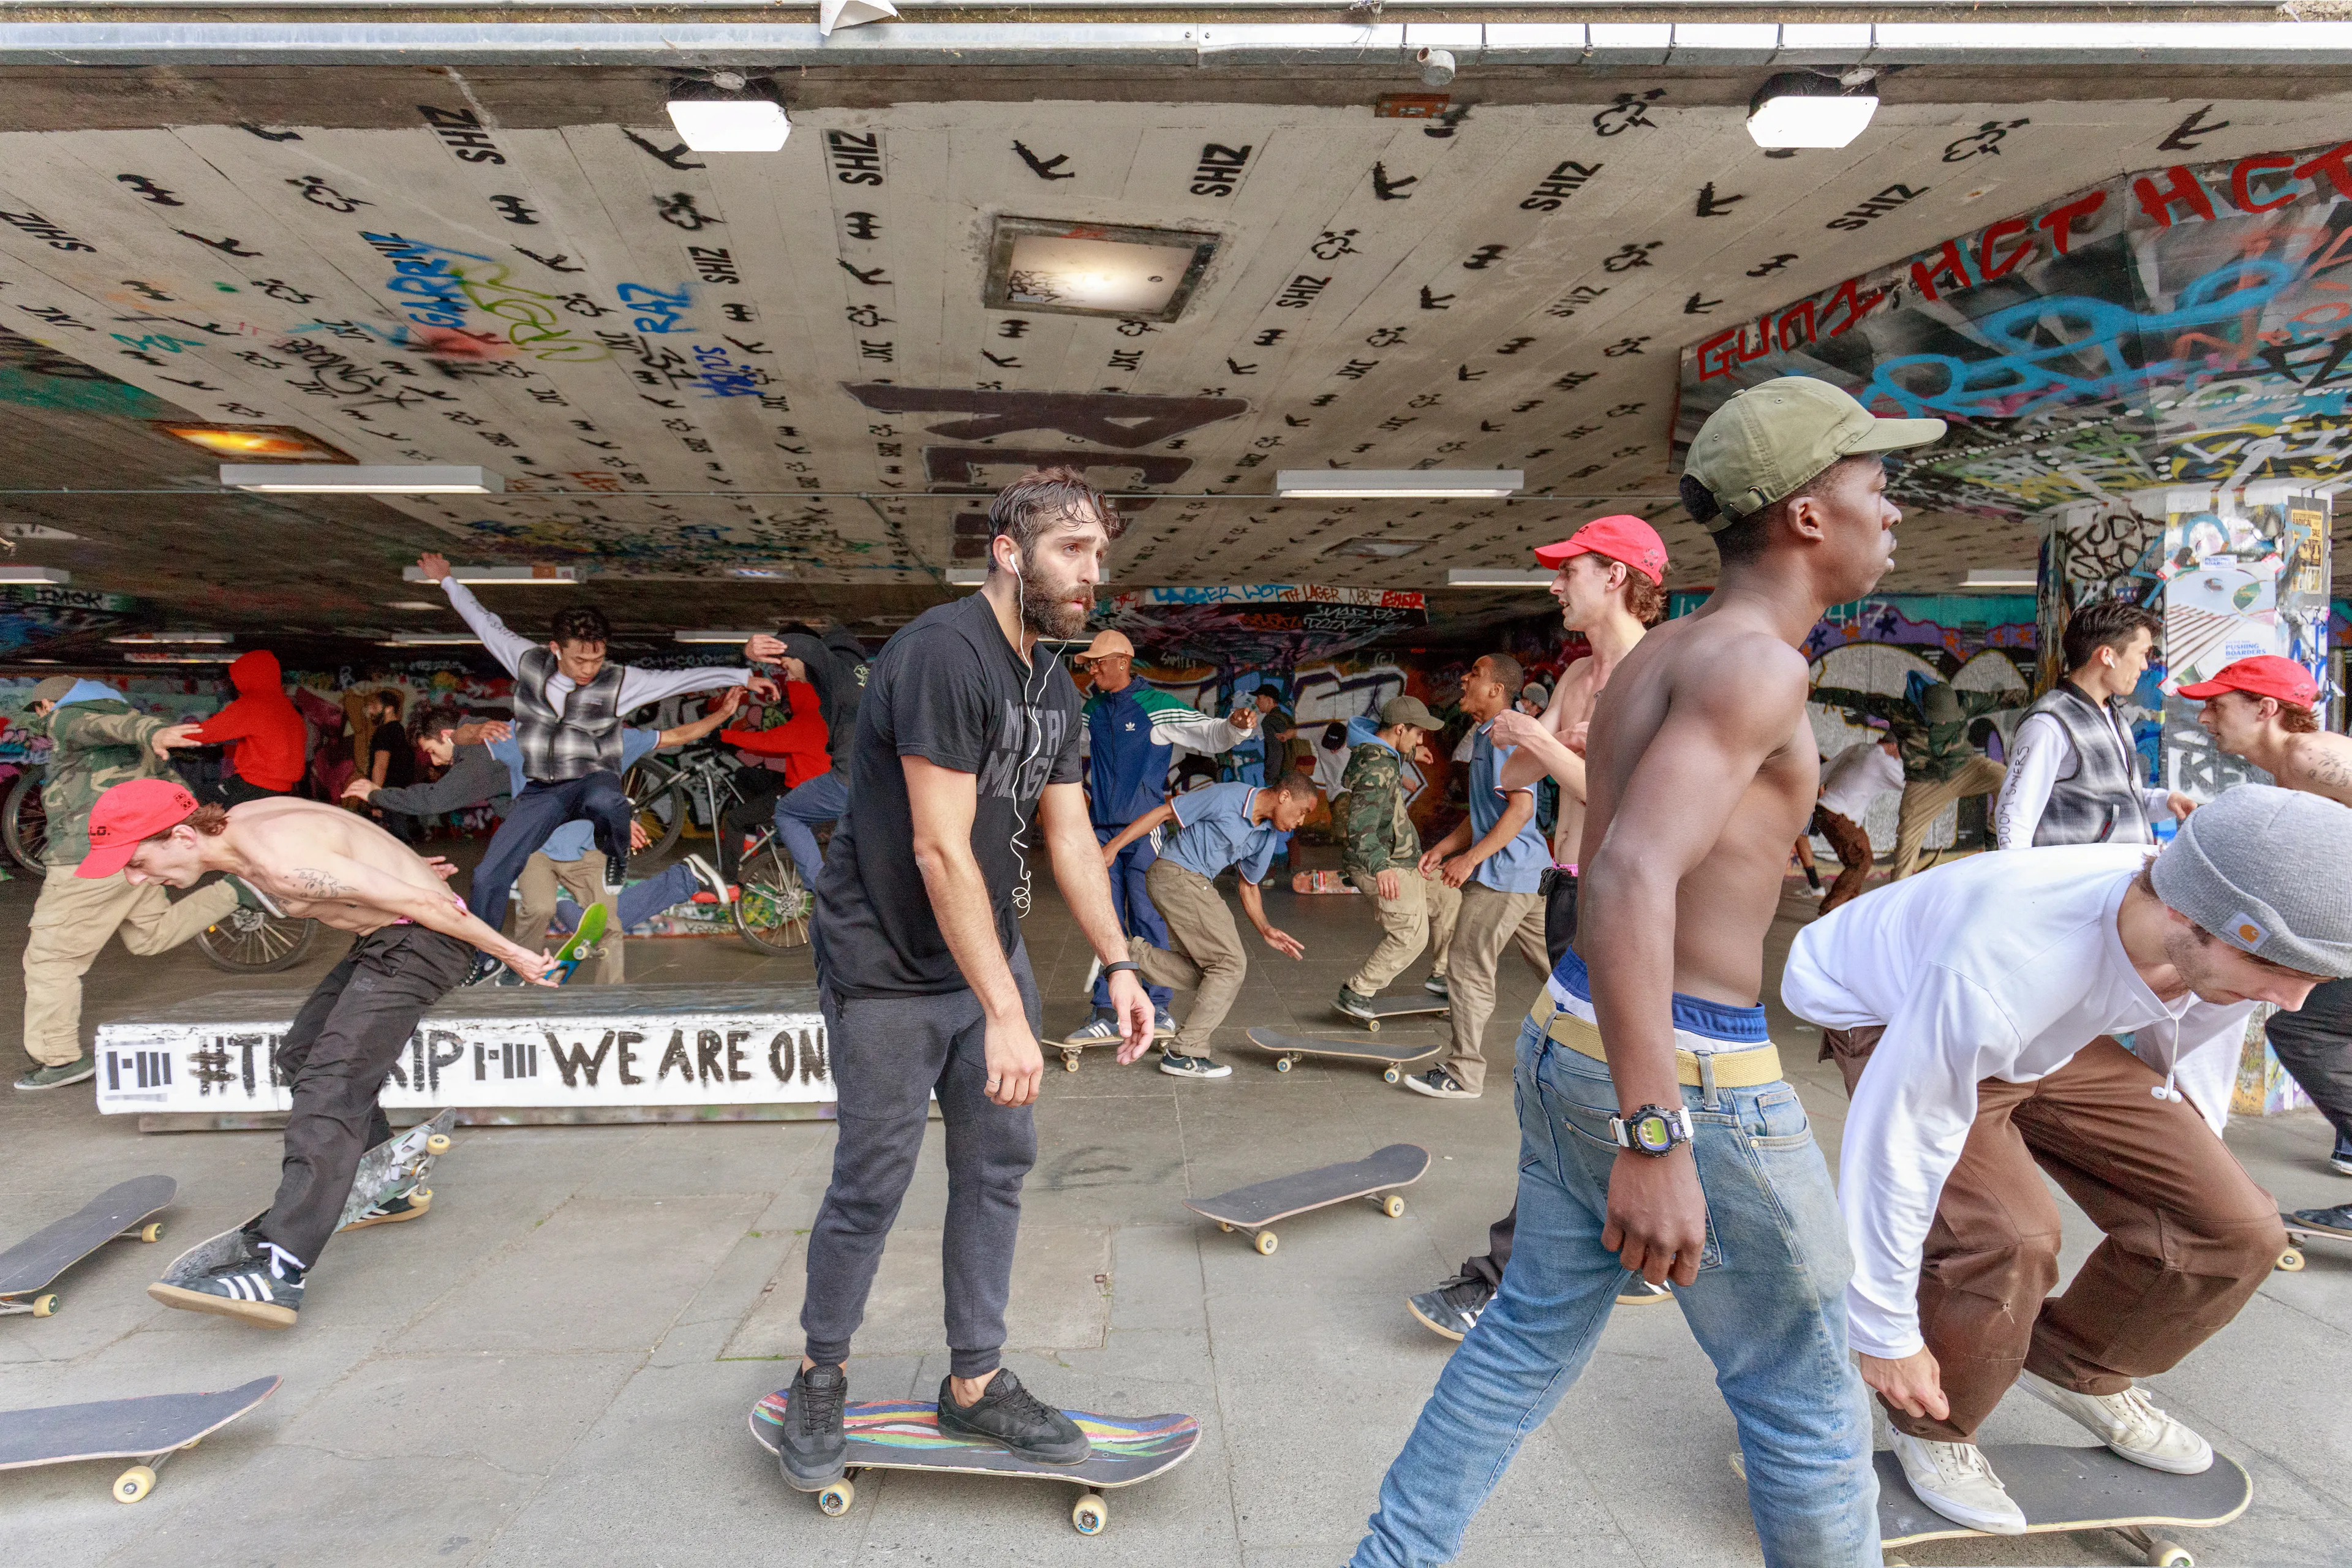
[1812,807,1874,914]
[1826,1028,2286,1442]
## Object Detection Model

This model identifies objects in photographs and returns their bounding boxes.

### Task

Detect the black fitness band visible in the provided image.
[1101,960,1142,977]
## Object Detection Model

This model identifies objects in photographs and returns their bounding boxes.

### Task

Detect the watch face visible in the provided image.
[1632,1112,1674,1153]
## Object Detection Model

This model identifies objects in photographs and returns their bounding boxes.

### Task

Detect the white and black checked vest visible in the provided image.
[2024,681,2152,847]
[513,646,626,782]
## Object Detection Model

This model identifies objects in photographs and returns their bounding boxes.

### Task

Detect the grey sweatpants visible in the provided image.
[802,945,1041,1379]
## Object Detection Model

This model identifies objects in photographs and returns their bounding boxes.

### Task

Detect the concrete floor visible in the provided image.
[2,846,2348,1567]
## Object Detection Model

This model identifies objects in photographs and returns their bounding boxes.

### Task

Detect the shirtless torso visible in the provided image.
[2267,729,2352,805]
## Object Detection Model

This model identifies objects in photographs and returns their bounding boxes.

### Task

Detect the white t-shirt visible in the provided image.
[1780,844,2251,1360]
[1996,710,2171,850]
[1817,741,1903,823]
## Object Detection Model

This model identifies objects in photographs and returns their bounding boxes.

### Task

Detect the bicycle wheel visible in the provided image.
[196,902,319,973]
[732,834,811,954]
[622,761,685,859]
[3,769,47,872]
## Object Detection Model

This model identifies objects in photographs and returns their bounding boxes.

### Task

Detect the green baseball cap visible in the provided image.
[1684,377,1945,532]
[1379,695,1441,732]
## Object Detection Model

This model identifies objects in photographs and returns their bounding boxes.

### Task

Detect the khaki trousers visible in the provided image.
[1129,860,1248,1058]
[21,867,239,1066]
[1436,883,1548,1095]
[514,852,622,985]
[1345,866,1464,997]
[1827,1029,2285,1443]
[1890,755,2005,881]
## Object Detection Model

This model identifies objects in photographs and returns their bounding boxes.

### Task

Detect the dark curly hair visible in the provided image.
[549,605,611,647]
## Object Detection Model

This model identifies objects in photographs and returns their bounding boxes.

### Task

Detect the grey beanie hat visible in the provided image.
[2150,783,2352,977]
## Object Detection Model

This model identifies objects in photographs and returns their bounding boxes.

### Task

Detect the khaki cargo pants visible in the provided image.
[514,852,623,986]
[1128,859,1248,1059]
[1891,755,2005,881]
[1435,883,1547,1095]
[1344,865,1463,998]
[22,866,239,1066]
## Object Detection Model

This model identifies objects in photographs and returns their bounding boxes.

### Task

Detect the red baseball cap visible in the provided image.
[1532,514,1668,585]
[2176,655,2318,709]
[77,777,199,879]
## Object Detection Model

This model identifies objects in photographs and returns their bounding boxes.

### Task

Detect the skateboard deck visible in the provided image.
[0,1175,175,1319]
[1872,1442,2248,1562]
[551,901,608,984]
[1245,1027,1440,1083]
[152,1109,456,1315]
[2275,1207,2352,1271]
[0,1374,279,1502]
[1186,1143,1428,1254]
[749,1393,1199,1536]
[1336,993,1449,1033]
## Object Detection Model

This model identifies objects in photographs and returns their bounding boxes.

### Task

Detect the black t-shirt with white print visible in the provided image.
[816,592,1083,998]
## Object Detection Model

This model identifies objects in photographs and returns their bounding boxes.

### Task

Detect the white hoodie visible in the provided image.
[1780,844,2250,1360]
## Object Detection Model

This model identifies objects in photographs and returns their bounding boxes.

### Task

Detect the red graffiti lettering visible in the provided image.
[1977,217,2034,281]
[1694,326,1741,381]
[2035,190,2108,255]
[1909,239,1971,304]
[2132,166,2216,227]
[2293,139,2352,201]
[1818,276,1885,337]
[1773,300,1817,353]
[2229,153,2299,214]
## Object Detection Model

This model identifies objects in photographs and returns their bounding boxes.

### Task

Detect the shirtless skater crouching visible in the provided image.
[1351,377,1943,1567]
[777,468,1155,1490]
[83,779,560,1328]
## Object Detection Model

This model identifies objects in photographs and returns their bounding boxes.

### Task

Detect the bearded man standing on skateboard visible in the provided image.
[80,779,559,1327]
[1352,377,1942,1568]
[776,468,1154,1491]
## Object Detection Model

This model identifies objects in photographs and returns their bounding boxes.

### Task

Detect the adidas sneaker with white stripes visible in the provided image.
[149,1238,307,1329]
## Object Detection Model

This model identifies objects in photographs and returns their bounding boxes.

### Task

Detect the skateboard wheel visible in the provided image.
[2146,1544,2193,1567]
[425,1133,452,1155]
[1061,1054,1080,1072]
[1365,1019,1380,1033]
[2276,1247,2305,1272]
[113,1464,155,1504]
[1381,1194,1406,1219]
[32,1293,57,1317]
[1218,1222,1232,1232]
[1254,1231,1278,1256]
[1275,1057,1292,1073]
[140,1223,164,1243]
[412,1188,434,1210]
[1383,1066,1400,1084]
[1071,1492,1108,1535]
[816,1479,856,1517]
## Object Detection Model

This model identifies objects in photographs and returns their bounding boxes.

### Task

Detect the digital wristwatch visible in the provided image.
[1610,1103,1694,1158]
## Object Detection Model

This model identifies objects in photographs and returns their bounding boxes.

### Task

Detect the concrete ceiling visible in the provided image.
[0,66,2345,659]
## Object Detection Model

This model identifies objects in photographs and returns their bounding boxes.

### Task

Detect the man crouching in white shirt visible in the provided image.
[1781,784,2349,1534]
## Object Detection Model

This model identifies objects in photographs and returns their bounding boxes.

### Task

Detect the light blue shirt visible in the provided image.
[1466,727,1548,894]
[1159,781,1282,884]
[490,728,660,862]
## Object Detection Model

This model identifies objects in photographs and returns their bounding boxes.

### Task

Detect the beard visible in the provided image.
[1018,559,1093,640]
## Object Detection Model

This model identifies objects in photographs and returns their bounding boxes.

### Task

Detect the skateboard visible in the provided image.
[551,901,607,984]
[1336,993,1449,1033]
[1054,1016,1172,1072]
[1186,1143,1428,1255]
[0,1374,278,1503]
[1245,1027,1440,1084]
[748,1393,1199,1536]
[0,1175,175,1319]
[2274,1206,2352,1271]
[151,1109,456,1321]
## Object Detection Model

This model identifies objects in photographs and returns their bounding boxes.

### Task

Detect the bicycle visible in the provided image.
[195,894,319,973]
[3,766,46,873]
[621,742,763,861]
[730,824,812,955]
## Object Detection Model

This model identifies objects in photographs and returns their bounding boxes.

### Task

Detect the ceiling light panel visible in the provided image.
[984,217,1218,322]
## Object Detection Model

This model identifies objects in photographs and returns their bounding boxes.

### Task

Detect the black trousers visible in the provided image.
[471,771,631,933]
[217,777,292,808]
[2267,975,2352,1152]
[260,925,473,1267]
[720,769,792,878]
[1460,870,1578,1287]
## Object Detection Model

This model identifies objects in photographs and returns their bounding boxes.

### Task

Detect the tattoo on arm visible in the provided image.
[289,867,353,899]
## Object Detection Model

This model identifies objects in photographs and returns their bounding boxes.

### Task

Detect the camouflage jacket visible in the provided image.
[21,698,175,866]
[1340,741,1417,876]
[1811,684,2007,786]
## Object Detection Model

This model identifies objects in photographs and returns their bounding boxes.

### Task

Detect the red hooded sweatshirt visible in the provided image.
[188,650,307,791]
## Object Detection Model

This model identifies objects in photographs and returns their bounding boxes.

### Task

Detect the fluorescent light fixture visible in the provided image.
[108,631,233,645]
[383,600,441,611]
[729,567,793,579]
[0,567,69,584]
[1446,570,1555,588]
[984,217,1218,323]
[402,565,581,586]
[665,72,789,153]
[946,568,988,586]
[379,633,484,646]
[157,423,350,462]
[1961,567,2038,589]
[1747,72,1878,150]
[673,629,764,644]
[123,651,235,663]
[224,464,502,494]
[1276,470,1523,500]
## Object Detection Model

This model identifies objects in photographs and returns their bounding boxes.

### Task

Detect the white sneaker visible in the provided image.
[2018,1371,2214,1475]
[1890,1431,2027,1535]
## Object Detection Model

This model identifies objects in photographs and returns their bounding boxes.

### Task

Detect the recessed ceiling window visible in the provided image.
[154,423,351,462]
[984,217,1218,322]
[1324,536,1430,560]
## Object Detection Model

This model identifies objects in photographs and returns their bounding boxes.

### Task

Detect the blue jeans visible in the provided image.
[774,770,848,890]
[1351,1016,1879,1568]
[472,771,632,933]
[552,861,699,935]
[1093,827,1172,1012]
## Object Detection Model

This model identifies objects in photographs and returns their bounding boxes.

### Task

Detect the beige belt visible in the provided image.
[1526,997,1784,1090]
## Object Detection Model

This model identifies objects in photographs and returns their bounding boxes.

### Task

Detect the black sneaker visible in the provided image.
[461,952,503,988]
[1403,1066,1477,1100]
[1334,986,1379,1021]
[340,1188,431,1232]
[2332,1134,2352,1178]
[2290,1202,2352,1238]
[1422,975,1450,999]
[936,1368,1090,1463]
[777,1362,850,1489]
[1406,1274,1493,1341]
[603,852,628,892]
[14,1054,97,1091]
[1158,1052,1232,1080]
[148,1234,305,1329]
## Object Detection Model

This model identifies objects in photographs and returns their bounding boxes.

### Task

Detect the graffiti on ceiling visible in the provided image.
[1096,584,1427,668]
